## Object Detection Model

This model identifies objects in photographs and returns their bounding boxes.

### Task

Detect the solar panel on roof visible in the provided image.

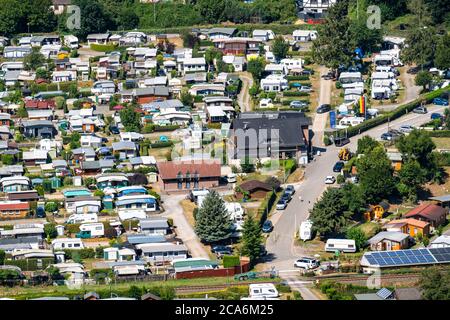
[376,288,393,300]
[362,247,450,268]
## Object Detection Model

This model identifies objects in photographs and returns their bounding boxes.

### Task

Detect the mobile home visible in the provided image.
[249,283,279,299]
[66,213,98,224]
[79,223,104,238]
[325,239,357,253]
[52,238,84,250]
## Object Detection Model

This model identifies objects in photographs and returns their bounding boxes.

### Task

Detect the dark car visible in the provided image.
[36,207,46,218]
[334,137,350,147]
[333,161,345,173]
[281,192,292,202]
[407,66,420,74]
[431,113,443,120]
[262,220,273,233]
[109,125,120,134]
[211,245,233,255]
[381,132,394,141]
[317,104,331,114]
[285,185,295,196]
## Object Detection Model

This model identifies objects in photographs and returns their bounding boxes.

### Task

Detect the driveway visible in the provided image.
[161,194,209,259]
[264,104,448,273]
[311,66,332,147]
[237,72,253,112]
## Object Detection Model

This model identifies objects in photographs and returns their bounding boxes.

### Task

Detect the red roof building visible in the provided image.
[405,203,448,228]
[25,99,56,110]
[0,201,30,220]
[156,160,221,192]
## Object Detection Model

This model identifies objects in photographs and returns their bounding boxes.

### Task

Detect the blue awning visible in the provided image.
[116,198,156,206]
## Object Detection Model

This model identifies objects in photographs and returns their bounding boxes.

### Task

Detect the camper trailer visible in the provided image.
[325,239,357,253]
[249,283,279,299]
[78,223,104,238]
[66,213,98,224]
[52,238,84,250]
[299,220,313,241]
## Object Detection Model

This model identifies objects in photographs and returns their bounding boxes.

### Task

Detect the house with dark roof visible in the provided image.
[405,203,448,228]
[156,160,221,192]
[207,28,238,40]
[237,180,272,199]
[21,120,56,139]
[231,112,312,165]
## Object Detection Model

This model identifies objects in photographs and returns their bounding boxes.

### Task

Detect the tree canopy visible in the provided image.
[195,190,233,243]
[240,215,263,263]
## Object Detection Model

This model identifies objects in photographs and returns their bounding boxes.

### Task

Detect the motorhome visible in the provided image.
[52,238,84,250]
[64,35,79,49]
[338,117,365,127]
[299,220,313,241]
[66,213,98,224]
[339,72,362,84]
[325,239,357,253]
[249,283,279,299]
[78,222,104,238]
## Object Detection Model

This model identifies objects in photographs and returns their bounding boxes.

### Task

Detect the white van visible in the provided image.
[294,257,319,270]
[325,239,357,253]
[66,213,98,224]
[79,223,104,237]
[249,283,279,299]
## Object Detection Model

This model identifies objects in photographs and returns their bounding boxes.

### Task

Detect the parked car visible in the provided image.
[285,185,295,197]
[211,245,233,257]
[325,176,336,184]
[276,198,288,210]
[281,192,292,202]
[381,132,394,141]
[433,98,449,106]
[109,125,120,134]
[334,137,350,147]
[399,125,415,133]
[294,257,320,270]
[407,66,420,74]
[333,161,344,173]
[262,220,273,233]
[298,85,312,93]
[413,106,428,114]
[290,100,308,109]
[431,113,443,120]
[317,104,331,114]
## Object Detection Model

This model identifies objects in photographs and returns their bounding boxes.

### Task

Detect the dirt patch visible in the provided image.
[180,199,197,228]
[286,168,305,184]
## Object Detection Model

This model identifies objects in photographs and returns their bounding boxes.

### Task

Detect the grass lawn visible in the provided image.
[358,222,380,238]
[432,138,450,150]
[147,146,172,161]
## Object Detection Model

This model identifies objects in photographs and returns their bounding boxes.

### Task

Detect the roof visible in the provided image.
[368,231,409,244]
[157,160,221,180]
[25,99,56,109]
[208,27,237,36]
[386,218,430,229]
[429,194,450,202]
[239,180,272,193]
[0,201,29,211]
[405,203,447,222]
[233,112,311,149]
[139,218,169,230]
[430,235,450,246]
[137,243,188,253]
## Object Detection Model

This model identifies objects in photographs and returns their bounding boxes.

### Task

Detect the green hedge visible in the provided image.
[258,191,277,225]
[428,130,450,137]
[223,255,240,268]
[150,141,174,148]
[65,224,81,234]
[207,123,222,129]
[5,258,54,271]
[153,125,180,132]
[63,248,96,260]
[287,75,310,81]
[90,43,117,52]
[325,87,450,139]
[283,91,310,97]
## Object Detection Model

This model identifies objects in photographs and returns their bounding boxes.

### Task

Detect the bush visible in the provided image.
[153,124,180,132]
[336,175,345,184]
[283,91,310,97]
[323,135,332,146]
[44,223,57,239]
[45,202,58,212]
[0,250,5,265]
[222,255,240,268]
[150,141,174,149]
[63,248,95,260]
[286,75,310,81]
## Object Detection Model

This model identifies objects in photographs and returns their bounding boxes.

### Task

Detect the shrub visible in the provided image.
[90,43,117,52]
[150,141,174,148]
[222,255,240,268]
[45,202,58,212]
[323,135,332,146]
[283,91,310,97]
[0,250,5,265]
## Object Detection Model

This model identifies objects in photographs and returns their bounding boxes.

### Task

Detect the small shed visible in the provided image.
[102,196,114,210]
[73,176,82,187]
[147,172,157,184]
[56,225,65,237]
[50,177,61,189]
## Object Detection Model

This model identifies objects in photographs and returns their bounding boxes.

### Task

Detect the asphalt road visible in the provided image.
[265,104,448,271]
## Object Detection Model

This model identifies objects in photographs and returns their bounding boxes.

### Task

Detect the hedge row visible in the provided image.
[283,91,310,97]
[150,141,174,148]
[427,130,450,137]
[153,125,180,132]
[258,191,277,225]
[222,255,241,268]
[4,258,54,271]
[63,248,96,260]
[33,81,77,93]
[287,75,310,81]
[325,87,450,139]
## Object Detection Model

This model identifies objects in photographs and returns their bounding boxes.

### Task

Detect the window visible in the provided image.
[74,243,80,248]
[328,244,334,247]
